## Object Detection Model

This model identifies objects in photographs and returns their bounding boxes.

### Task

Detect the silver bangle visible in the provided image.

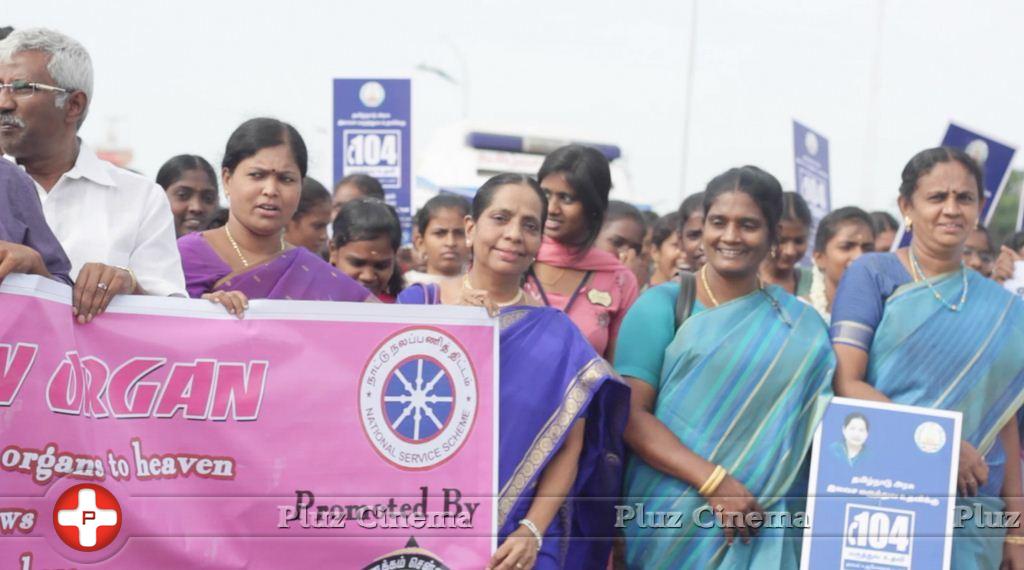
[518,518,542,552]
[113,265,137,293]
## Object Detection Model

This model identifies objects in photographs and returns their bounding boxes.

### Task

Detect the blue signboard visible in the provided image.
[942,123,1015,225]
[895,123,1016,248]
[801,397,961,570]
[793,121,831,262]
[333,79,412,242]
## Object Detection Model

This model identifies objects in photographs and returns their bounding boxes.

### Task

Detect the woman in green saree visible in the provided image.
[831,147,1024,569]
[617,166,835,568]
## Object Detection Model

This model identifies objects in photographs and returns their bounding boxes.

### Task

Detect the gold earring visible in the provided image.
[770,246,778,259]
[903,216,912,229]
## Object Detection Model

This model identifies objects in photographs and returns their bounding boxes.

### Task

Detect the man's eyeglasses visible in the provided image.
[0,80,69,99]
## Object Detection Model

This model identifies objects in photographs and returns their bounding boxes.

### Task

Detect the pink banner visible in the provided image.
[0,275,498,569]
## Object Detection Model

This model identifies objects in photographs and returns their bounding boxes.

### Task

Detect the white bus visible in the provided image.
[414,122,636,210]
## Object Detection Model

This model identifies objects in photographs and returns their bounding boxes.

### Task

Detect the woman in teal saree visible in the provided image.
[831,147,1024,569]
[617,166,836,568]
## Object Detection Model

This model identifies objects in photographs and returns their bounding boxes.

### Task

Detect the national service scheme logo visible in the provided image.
[359,81,386,108]
[360,328,477,470]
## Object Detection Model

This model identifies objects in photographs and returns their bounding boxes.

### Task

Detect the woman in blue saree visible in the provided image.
[398,173,628,569]
[617,166,836,569]
[831,147,1024,569]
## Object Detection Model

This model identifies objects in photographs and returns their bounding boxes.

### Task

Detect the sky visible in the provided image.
[9,0,1024,215]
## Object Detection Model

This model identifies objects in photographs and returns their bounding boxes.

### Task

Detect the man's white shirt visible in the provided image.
[30,143,187,296]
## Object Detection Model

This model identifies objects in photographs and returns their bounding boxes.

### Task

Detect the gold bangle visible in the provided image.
[708,467,728,496]
[704,466,725,494]
[1006,535,1024,546]
[698,465,727,497]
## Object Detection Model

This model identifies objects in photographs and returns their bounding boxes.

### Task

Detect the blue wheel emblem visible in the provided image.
[361,328,478,470]
[383,357,454,442]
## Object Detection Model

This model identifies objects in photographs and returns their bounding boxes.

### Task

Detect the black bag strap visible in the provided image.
[674,270,698,330]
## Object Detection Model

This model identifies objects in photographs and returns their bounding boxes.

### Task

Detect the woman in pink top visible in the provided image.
[525,145,639,360]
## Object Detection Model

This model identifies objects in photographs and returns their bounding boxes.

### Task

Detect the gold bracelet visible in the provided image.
[698,465,727,497]
[114,265,137,293]
[1006,535,1024,546]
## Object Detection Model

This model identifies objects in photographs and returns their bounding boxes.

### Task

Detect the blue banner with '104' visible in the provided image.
[801,397,962,570]
[333,79,412,243]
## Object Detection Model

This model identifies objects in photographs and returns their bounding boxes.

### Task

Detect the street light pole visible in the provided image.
[415,39,470,119]
[679,0,699,196]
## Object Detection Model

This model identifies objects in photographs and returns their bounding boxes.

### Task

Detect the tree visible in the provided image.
[989,170,1021,246]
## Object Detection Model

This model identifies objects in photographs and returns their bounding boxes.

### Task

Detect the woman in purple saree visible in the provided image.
[178,118,370,309]
[179,233,369,302]
[398,173,628,569]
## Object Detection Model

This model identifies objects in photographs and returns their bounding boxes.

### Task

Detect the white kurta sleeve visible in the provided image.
[128,181,187,297]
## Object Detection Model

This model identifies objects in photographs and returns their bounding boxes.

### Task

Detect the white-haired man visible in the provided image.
[0,28,185,322]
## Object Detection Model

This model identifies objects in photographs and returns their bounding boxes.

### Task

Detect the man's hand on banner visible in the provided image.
[73,263,134,324]
[0,240,49,282]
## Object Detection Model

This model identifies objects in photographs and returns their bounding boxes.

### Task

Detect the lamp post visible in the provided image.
[414,40,470,118]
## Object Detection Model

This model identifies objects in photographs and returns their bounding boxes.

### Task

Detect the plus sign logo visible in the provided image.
[52,484,122,551]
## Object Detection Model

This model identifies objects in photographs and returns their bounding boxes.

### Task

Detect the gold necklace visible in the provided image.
[701,265,763,307]
[463,274,525,307]
[224,225,285,268]
[700,265,721,307]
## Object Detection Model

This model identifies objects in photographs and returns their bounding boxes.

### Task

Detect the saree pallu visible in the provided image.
[624,287,835,569]
[211,249,369,301]
[178,232,370,301]
[496,307,629,568]
[865,270,1024,568]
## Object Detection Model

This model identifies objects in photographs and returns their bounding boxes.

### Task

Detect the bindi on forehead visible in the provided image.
[923,186,976,198]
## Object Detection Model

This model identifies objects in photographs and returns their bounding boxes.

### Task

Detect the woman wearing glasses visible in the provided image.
[831,147,1024,568]
[178,118,372,314]
[962,225,996,278]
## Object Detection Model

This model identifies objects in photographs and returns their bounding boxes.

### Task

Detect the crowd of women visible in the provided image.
[26,113,1024,568]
